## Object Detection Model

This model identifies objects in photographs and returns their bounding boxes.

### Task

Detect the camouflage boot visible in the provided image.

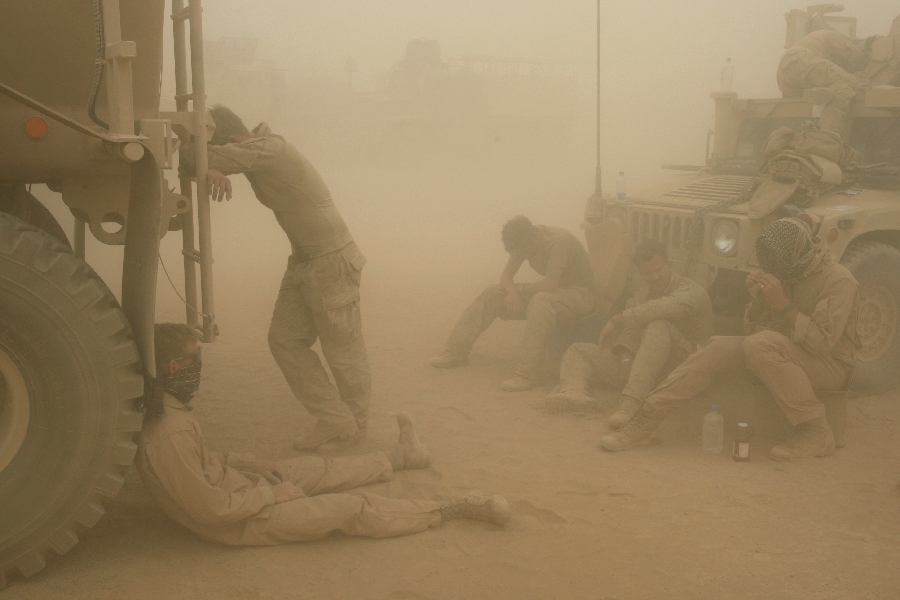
[439,492,511,525]
[768,417,835,461]
[599,403,666,451]
[607,395,643,430]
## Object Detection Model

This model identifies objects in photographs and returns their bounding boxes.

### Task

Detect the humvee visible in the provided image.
[0,0,217,586]
[588,6,900,394]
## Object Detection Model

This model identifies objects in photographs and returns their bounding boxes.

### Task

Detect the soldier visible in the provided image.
[600,218,860,461]
[429,215,594,391]
[777,28,869,135]
[181,105,370,450]
[545,240,713,429]
[135,323,510,547]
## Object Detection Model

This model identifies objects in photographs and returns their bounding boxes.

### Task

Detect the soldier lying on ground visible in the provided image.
[600,218,860,461]
[429,215,594,392]
[135,323,510,546]
[777,28,869,136]
[180,105,370,451]
[544,240,712,429]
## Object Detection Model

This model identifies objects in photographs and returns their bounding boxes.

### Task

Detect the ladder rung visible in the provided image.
[171,7,191,21]
[182,249,201,263]
[174,93,193,102]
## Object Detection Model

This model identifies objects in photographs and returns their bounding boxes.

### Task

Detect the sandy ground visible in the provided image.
[10,152,900,599]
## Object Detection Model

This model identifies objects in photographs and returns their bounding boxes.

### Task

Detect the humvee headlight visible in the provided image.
[712,220,739,256]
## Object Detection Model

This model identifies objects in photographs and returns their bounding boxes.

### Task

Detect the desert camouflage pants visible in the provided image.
[268,243,371,427]
[777,51,862,135]
[233,453,439,545]
[644,332,851,425]
[559,319,690,402]
[445,284,594,379]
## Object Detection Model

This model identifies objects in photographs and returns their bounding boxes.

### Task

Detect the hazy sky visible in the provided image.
[199,1,898,178]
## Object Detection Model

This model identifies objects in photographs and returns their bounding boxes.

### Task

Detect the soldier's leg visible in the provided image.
[546,342,618,413]
[300,249,372,432]
[621,319,679,402]
[742,330,849,426]
[442,284,510,357]
[600,337,747,451]
[277,453,394,494]
[742,330,849,460]
[268,260,355,428]
[806,61,861,134]
[514,287,593,382]
[243,492,441,544]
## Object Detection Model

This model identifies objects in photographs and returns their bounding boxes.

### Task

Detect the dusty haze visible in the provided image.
[18,1,900,598]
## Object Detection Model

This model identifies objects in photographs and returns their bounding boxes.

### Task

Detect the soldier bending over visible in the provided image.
[600,218,860,461]
[546,240,712,429]
[430,215,594,391]
[181,106,370,450]
[136,324,510,546]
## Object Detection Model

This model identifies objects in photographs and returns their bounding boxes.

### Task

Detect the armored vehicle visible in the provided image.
[0,0,217,585]
[589,6,900,394]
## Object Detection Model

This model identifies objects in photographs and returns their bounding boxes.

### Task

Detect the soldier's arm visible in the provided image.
[519,242,565,294]
[499,253,526,295]
[149,432,275,526]
[791,275,860,356]
[619,282,696,327]
[178,137,279,178]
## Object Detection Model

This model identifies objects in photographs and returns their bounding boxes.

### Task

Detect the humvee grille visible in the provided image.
[630,210,699,251]
[662,176,753,203]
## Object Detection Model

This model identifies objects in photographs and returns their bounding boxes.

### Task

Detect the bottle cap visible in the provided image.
[738,422,748,428]
[710,404,718,411]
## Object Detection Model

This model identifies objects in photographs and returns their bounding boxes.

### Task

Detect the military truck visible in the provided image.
[0,0,218,586]
[588,6,900,394]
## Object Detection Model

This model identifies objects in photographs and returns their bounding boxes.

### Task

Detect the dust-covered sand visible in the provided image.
[11,153,900,599]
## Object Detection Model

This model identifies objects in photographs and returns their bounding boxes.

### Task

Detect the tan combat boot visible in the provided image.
[544,390,600,414]
[768,417,835,461]
[440,491,511,525]
[607,395,643,430]
[501,375,541,392]
[387,412,431,470]
[599,403,666,451]
[429,350,468,368]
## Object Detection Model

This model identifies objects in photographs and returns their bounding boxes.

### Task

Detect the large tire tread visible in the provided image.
[0,213,143,587]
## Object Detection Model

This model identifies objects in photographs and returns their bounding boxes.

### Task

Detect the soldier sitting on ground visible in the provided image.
[429,215,595,392]
[135,323,510,547]
[545,240,712,429]
[600,218,860,461]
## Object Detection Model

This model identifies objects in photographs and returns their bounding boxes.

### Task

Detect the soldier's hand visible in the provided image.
[746,270,764,298]
[758,273,789,309]
[598,320,618,348]
[272,481,306,503]
[506,291,524,316]
[254,461,286,484]
[207,169,232,202]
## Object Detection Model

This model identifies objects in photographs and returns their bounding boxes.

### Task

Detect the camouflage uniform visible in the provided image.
[189,123,370,428]
[644,260,859,425]
[777,29,867,134]
[559,273,712,402]
[443,226,594,380]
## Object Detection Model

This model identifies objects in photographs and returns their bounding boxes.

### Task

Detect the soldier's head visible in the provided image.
[755,217,816,281]
[501,215,538,256]
[154,323,202,403]
[633,239,671,296]
[209,104,251,145]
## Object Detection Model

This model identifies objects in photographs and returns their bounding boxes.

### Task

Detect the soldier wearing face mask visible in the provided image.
[133,323,510,547]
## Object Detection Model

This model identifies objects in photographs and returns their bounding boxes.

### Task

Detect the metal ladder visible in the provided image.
[170,0,217,342]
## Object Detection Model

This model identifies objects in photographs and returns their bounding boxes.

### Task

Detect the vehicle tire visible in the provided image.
[840,241,900,395]
[0,213,144,587]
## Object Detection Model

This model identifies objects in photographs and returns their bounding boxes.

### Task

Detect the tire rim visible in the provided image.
[0,347,30,473]
[856,284,898,363]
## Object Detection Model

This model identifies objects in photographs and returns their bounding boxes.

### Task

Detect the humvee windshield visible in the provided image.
[735,116,900,166]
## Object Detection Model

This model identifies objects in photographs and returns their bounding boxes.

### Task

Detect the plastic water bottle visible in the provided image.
[702,405,724,454]
[720,57,734,91]
[616,171,626,204]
